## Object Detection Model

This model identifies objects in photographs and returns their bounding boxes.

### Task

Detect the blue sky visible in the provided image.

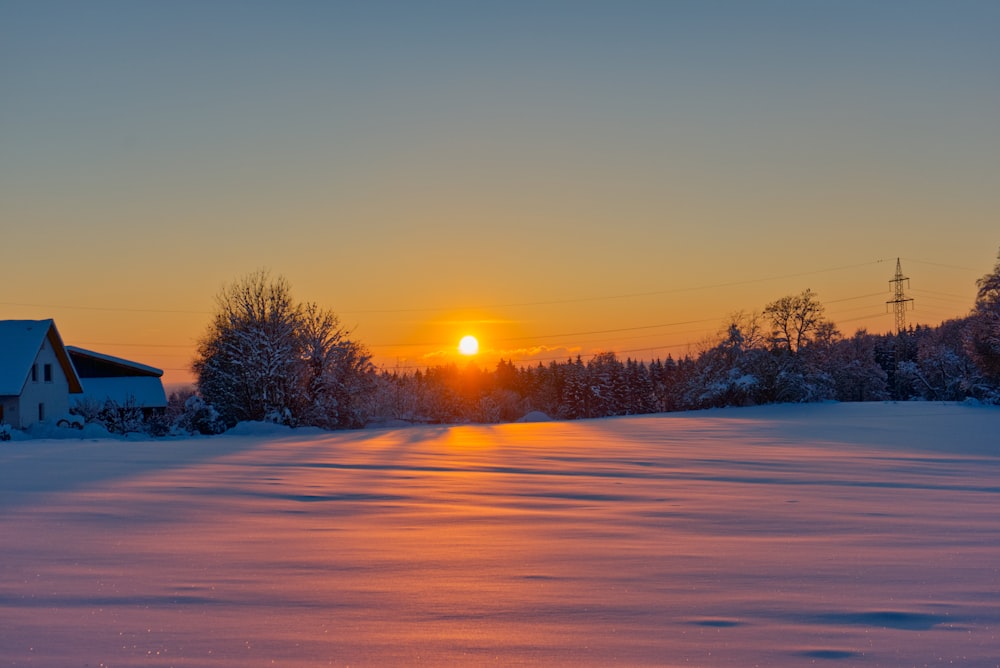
[2,1,998,382]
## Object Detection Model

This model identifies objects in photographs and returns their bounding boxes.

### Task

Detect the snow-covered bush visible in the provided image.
[97,397,145,436]
[0,424,10,442]
[70,397,105,425]
[143,411,172,437]
[175,395,227,435]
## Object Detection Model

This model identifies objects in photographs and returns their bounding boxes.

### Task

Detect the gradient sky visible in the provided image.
[3,1,998,387]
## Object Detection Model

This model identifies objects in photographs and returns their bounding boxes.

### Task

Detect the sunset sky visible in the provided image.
[3,1,998,387]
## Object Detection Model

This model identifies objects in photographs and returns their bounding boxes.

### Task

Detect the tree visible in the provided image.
[764,289,829,353]
[193,270,375,428]
[724,310,768,351]
[588,352,626,416]
[826,330,888,402]
[967,249,1000,390]
[194,270,301,425]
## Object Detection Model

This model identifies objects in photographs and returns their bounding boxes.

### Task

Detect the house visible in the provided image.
[66,346,167,414]
[0,319,83,429]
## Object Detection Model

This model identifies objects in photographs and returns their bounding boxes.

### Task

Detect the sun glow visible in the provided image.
[458,335,479,356]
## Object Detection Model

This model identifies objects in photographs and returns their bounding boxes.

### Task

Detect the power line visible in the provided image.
[826,291,885,304]
[836,312,891,325]
[0,301,211,315]
[73,341,196,349]
[368,289,896,351]
[340,260,887,314]
[910,287,973,301]
[900,257,978,272]
[2,259,887,317]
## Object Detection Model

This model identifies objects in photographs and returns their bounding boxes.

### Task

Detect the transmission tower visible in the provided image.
[886,257,914,334]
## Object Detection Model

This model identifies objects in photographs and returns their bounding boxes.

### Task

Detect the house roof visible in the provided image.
[75,376,168,409]
[66,346,164,378]
[0,319,83,395]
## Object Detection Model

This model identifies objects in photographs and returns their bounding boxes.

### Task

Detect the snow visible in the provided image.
[518,410,552,422]
[1,402,998,666]
[75,376,169,409]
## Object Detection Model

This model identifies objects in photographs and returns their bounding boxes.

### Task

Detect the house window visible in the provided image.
[44,364,53,382]
[31,364,38,382]
[38,403,45,422]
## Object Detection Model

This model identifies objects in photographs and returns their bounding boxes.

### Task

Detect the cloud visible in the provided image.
[414,343,583,368]
[488,344,583,364]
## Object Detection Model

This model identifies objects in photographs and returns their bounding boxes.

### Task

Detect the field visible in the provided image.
[1,402,998,666]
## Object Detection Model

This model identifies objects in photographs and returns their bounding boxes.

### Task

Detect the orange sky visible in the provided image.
[2,255,988,389]
[2,2,997,388]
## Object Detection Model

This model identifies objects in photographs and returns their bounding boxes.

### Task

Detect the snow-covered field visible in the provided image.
[1,402,998,666]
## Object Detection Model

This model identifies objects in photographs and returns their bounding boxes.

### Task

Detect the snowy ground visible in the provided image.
[1,402,998,666]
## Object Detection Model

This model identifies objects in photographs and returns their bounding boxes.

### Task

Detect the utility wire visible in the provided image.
[0,301,211,315]
[339,260,887,314]
[0,259,887,317]
[900,257,979,272]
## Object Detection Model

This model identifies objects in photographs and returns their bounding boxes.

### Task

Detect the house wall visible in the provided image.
[0,397,13,428]
[12,337,73,429]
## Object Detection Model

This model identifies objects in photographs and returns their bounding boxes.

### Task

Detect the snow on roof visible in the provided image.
[0,319,82,396]
[74,376,167,409]
[66,346,163,377]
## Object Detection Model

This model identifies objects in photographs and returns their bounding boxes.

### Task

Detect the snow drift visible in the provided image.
[0,402,997,666]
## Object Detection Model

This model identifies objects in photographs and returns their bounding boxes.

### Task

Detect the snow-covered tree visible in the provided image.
[588,352,626,416]
[193,270,375,429]
[826,330,889,402]
[194,270,301,425]
[967,249,1000,393]
[296,302,374,429]
[560,357,590,419]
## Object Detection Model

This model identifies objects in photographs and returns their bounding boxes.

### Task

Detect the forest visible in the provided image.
[67,251,999,437]
[185,252,1000,433]
[367,298,998,425]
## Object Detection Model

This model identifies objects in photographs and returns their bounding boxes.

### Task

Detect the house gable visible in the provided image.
[0,320,82,396]
[0,319,83,428]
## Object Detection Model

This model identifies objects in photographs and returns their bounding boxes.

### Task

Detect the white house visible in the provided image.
[0,319,83,429]
[66,346,167,414]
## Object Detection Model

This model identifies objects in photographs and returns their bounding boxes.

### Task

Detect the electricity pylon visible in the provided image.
[886,258,914,334]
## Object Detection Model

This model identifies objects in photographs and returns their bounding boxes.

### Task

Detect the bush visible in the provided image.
[97,397,145,436]
[175,395,227,435]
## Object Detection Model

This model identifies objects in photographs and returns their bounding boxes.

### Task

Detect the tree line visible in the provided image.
[61,252,997,437]
[367,253,1000,424]
[180,253,1000,433]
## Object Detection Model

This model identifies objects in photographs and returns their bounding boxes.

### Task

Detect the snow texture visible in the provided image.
[0,402,998,666]
[0,319,53,395]
[75,376,168,409]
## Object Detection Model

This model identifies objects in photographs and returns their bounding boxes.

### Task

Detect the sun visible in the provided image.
[458,335,479,356]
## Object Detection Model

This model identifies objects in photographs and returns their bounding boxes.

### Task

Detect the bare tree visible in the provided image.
[723,310,768,350]
[763,289,828,353]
